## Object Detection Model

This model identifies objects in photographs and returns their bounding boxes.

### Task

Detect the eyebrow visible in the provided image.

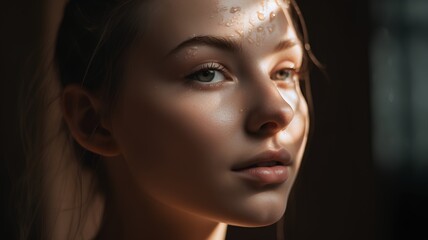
[165,35,299,57]
[165,36,241,57]
[274,39,298,52]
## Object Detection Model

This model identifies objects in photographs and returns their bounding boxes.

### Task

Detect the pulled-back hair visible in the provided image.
[56,0,147,105]
[15,1,147,239]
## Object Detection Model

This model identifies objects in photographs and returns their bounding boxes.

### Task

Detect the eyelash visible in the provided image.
[203,62,225,71]
[187,62,227,77]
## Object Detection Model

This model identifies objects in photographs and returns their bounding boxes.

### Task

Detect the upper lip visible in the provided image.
[231,149,293,171]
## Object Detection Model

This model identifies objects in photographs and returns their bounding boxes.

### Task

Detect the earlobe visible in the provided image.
[61,84,120,157]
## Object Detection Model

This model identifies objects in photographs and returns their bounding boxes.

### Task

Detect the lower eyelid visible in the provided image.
[187,79,227,90]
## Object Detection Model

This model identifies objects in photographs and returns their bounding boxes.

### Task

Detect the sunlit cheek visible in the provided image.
[279,113,306,145]
[278,90,308,145]
[278,87,300,111]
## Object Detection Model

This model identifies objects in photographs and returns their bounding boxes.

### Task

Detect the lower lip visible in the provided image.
[234,166,289,186]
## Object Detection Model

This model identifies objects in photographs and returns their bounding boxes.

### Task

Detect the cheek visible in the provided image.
[110,85,243,201]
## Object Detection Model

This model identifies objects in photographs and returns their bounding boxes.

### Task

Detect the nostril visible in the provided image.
[260,122,279,133]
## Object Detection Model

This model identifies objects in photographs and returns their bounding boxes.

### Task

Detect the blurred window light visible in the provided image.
[371,0,428,177]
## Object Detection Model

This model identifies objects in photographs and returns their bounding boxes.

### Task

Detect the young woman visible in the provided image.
[17,0,314,239]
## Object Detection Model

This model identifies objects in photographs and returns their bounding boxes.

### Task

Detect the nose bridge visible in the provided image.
[244,70,294,136]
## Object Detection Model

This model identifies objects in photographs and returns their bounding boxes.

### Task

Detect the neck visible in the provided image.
[95,159,227,240]
[96,199,227,240]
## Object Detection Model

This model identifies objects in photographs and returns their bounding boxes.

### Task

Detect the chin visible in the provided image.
[224,197,289,228]
[228,210,287,228]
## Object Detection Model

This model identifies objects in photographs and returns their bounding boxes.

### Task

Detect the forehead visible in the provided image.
[141,0,297,56]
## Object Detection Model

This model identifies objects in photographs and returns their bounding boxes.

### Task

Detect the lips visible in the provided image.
[232,149,292,186]
[232,149,292,171]
[234,160,283,169]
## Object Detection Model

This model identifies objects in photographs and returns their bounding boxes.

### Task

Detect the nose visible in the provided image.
[245,81,294,137]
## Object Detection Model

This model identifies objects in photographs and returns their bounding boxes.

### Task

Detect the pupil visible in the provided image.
[278,70,289,79]
[199,70,215,82]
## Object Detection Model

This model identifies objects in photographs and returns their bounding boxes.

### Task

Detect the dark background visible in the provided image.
[2,0,427,239]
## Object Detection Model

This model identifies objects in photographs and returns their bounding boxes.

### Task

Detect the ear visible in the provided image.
[61,84,120,157]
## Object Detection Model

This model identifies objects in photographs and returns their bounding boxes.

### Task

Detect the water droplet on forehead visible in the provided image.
[249,18,255,26]
[235,29,244,37]
[225,22,232,27]
[269,12,276,22]
[257,11,265,21]
[217,6,228,12]
[230,6,241,13]
[267,26,274,33]
[257,26,264,32]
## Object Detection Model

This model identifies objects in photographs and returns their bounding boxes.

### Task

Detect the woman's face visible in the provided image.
[108,0,309,226]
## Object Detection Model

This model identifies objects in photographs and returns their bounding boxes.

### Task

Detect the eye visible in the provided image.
[271,69,295,81]
[191,69,225,83]
[186,63,227,83]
